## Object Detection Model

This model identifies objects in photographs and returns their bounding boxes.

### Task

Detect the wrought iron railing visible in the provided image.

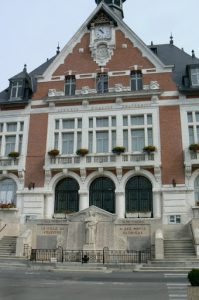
[30,248,152,264]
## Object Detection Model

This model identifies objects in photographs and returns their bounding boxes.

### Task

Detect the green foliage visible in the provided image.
[112,146,126,155]
[76,148,89,156]
[188,269,199,286]
[143,145,156,153]
[8,151,20,158]
[189,144,199,152]
[48,149,59,156]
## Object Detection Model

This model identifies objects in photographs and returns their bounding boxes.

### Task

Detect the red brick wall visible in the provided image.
[160,106,185,184]
[25,114,48,187]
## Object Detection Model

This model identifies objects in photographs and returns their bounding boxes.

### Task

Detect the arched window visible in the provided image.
[126,176,153,217]
[89,177,115,213]
[55,178,79,213]
[0,179,17,205]
[194,176,199,204]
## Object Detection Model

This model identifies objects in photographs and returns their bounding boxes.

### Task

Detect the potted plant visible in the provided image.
[187,269,199,300]
[112,146,126,155]
[189,144,199,152]
[48,149,59,157]
[8,151,20,159]
[0,203,16,209]
[143,145,156,153]
[76,148,89,156]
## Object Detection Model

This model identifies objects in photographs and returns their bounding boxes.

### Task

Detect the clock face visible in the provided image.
[95,26,111,39]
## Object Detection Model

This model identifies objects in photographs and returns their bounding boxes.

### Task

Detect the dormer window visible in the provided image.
[191,68,199,86]
[65,76,76,96]
[131,70,143,91]
[10,80,23,99]
[96,73,108,94]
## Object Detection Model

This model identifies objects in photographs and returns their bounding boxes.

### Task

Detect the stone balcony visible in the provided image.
[0,157,19,172]
[184,150,199,178]
[44,152,157,172]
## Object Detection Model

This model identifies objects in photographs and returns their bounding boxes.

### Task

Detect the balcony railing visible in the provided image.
[0,158,19,170]
[184,150,199,167]
[46,153,156,170]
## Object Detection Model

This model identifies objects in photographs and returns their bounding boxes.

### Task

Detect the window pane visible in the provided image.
[96,117,109,127]
[131,129,144,152]
[0,124,3,132]
[112,131,116,149]
[123,130,128,151]
[78,119,82,129]
[54,133,59,149]
[89,118,93,128]
[5,136,16,156]
[131,71,143,91]
[65,76,76,96]
[148,128,153,145]
[96,131,108,153]
[123,116,128,126]
[89,132,93,153]
[62,133,74,154]
[191,69,199,86]
[11,87,17,98]
[189,126,194,144]
[20,122,24,131]
[7,123,17,132]
[97,73,108,94]
[55,120,59,130]
[196,113,199,122]
[197,127,199,143]
[0,137,2,155]
[63,119,75,129]
[77,132,82,150]
[176,215,181,224]
[147,115,152,125]
[131,116,144,126]
[112,117,116,127]
[187,112,193,123]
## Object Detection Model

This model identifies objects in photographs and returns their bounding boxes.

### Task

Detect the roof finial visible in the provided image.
[192,50,195,58]
[56,42,60,55]
[151,41,154,46]
[170,34,174,45]
[23,64,27,72]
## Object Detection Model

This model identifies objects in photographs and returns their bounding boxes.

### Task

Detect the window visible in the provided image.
[65,76,76,96]
[111,117,116,127]
[191,68,199,86]
[169,215,181,224]
[54,133,59,149]
[89,132,93,153]
[10,81,23,99]
[112,131,116,149]
[77,132,82,150]
[0,179,17,205]
[63,119,75,129]
[194,176,199,204]
[187,112,199,144]
[96,131,108,153]
[96,117,109,127]
[62,133,74,154]
[123,113,153,152]
[0,120,24,157]
[131,70,143,91]
[96,73,108,94]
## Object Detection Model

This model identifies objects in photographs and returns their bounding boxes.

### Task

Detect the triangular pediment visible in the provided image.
[68,205,117,222]
[39,2,172,82]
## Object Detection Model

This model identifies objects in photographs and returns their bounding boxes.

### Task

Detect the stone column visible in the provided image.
[79,191,89,211]
[115,191,125,218]
[153,191,161,218]
[44,193,54,219]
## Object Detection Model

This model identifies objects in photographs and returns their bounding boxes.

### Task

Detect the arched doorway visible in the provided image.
[55,178,79,213]
[89,177,115,213]
[125,176,153,217]
[0,178,17,206]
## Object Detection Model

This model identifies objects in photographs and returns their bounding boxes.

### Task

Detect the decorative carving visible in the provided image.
[151,95,159,103]
[150,81,160,90]
[154,166,161,183]
[48,89,64,97]
[98,167,104,174]
[45,169,52,185]
[85,211,97,245]
[80,168,87,182]
[81,86,90,95]
[185,165,192,179]
[116,167,123,182]
[91,43,114,66]
[92,12,111,25]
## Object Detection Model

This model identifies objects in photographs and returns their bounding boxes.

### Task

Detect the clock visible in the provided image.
[95,25,111,39]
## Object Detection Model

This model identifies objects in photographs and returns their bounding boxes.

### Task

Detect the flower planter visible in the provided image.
[126,212,139,218]
[76,149,89,156]
[143,146,156,153]
[189,144,199,152]
[48,149,59,157]
[112,146,125,155]
[8,152,20,159]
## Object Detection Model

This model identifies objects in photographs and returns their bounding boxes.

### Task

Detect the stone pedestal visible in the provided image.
[187,286,199,300]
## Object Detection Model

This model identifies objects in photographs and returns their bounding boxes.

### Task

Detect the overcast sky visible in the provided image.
[0,0,198,91]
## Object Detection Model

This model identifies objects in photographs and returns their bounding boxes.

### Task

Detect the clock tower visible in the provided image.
[95,0,126,19]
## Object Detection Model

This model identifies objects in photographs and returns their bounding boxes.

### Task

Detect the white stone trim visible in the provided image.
[0,173,22,191]
[47,171,82,191]
[84,170,118,191]
[120,169,159,190]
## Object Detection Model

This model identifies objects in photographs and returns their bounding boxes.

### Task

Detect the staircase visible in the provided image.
[164,239,196,259]
[0,236,17,256]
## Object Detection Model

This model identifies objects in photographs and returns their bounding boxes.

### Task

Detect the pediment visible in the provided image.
[39,2,172,82]
[68,206,117,222]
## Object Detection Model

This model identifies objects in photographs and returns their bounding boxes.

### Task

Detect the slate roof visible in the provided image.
[0,55,56,103]
[148,43,199,88]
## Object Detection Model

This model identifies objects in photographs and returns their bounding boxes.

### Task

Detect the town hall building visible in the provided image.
[0,0,199,260]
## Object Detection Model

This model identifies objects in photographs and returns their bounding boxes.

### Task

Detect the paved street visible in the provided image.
[0,269,188,300]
